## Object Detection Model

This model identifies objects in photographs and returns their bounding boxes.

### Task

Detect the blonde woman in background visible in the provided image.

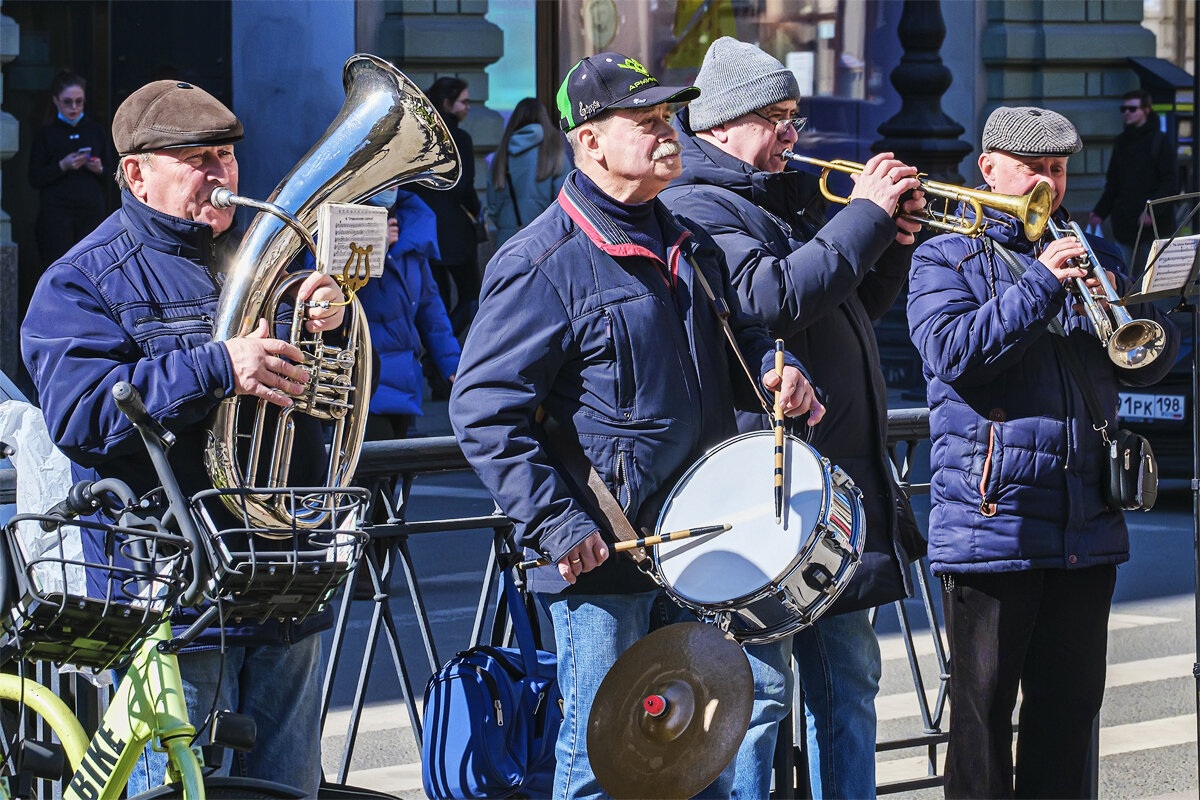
[487,97,569,248]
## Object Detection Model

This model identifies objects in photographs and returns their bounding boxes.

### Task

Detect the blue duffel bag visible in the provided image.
[421,565,561,799]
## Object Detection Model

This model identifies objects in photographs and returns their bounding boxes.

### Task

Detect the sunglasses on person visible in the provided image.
[1119,105,1143,113]
[750,109,808,135]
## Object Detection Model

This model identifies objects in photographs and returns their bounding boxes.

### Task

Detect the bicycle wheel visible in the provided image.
[128,776,305,799]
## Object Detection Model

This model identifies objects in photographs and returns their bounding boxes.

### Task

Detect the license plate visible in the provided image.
[1118,392,1186,421]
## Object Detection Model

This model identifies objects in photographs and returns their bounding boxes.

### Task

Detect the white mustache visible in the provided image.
[652,141,682,160]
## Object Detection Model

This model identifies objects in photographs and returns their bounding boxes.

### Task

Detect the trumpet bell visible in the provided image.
[1108,319,1166,368]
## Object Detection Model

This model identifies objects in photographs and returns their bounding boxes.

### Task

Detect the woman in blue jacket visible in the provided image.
[358,188,460,439]
[486,97,568,247]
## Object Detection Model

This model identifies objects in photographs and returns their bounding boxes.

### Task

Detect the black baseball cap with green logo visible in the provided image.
[556,52,700,132]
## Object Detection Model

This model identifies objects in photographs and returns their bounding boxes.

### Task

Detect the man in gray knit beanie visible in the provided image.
[661,37,928,800]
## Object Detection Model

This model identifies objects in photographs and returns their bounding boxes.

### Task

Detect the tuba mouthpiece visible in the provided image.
[210,187,236,209]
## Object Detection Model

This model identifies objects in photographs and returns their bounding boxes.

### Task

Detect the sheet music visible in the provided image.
[315,203,388,279]
[1139,235,1200,295]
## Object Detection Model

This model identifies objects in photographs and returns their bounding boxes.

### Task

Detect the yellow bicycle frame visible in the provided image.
[0,620,205,800]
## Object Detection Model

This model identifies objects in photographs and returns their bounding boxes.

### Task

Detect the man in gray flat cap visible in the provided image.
[907,106,1178,798]
[22,79,346,795]
[661,36,927,799]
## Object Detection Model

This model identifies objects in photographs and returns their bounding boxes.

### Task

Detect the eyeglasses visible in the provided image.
[1119,105,1142,113]
[57,97,85,107]
[750,109,808,135]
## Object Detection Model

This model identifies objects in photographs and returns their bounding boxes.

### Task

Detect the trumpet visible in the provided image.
[1046,220,1166,368]
[781,150,1052,241]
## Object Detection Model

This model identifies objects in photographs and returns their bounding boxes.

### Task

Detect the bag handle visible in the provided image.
[506,169,523,227]
[991,242,1111,443]
[501,565,542,675]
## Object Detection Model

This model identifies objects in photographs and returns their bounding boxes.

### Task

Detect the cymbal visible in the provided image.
[587,622,753,800]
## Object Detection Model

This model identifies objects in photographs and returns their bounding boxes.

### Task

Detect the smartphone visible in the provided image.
[76,146,92,156]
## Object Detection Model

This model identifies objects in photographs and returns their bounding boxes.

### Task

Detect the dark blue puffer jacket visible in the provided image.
[358,190,459,416]
[908,206,1178,575]
[21,191,334,647]
[451,172,797,594]
[661,110,922,614]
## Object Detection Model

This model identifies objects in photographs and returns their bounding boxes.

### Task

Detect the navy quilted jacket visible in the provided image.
[908,206,1178,575]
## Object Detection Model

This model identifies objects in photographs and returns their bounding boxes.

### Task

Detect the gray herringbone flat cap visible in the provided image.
[689,37,800,131]
[982,106,1081,157]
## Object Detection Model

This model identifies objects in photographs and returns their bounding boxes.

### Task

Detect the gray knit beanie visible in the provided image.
[689,37,801,131]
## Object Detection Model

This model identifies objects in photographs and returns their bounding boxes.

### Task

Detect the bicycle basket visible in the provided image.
[1,513,190,670]
[190,486,369,624]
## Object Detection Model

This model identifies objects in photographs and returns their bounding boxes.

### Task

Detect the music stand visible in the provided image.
[1121,191,1200,778]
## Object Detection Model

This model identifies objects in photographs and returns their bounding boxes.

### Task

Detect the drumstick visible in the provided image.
[515,523,732,571]
[774,339,785,524]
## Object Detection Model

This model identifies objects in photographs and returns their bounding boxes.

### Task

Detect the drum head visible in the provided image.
[655,432,826,606]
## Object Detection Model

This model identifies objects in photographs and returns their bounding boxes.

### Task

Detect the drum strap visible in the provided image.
[681,252,775,418]
[537,409,650,565]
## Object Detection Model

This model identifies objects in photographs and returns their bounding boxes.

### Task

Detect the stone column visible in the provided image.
[373,0,504,256]
[872,0,972,184]
[0,2,20,384]
[980,0,1156,219]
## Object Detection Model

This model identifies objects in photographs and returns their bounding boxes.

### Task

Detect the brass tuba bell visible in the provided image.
[204,54,460,529]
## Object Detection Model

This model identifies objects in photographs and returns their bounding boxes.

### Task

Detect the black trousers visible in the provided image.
[942,565,1117,799]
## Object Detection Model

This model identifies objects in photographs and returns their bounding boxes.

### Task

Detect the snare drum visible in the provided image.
[652,431,865,644]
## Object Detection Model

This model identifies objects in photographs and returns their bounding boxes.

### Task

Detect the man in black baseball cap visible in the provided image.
[556,52,698,132]
[22,78,347,796]
[451,51,821,800]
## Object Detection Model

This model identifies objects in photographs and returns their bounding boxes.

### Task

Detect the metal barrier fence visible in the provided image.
[0,406,945,796]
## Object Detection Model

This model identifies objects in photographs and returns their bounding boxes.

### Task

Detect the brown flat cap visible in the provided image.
[113,80,243,155]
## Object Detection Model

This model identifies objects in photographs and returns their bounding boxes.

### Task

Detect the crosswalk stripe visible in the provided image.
[875,611,1175,662]
[877,714,1198,785]
[875,653,1194,723]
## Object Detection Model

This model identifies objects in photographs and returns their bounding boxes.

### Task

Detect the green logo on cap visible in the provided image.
[618,58,650,78]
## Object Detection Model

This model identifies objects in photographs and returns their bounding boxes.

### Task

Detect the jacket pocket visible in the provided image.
[133,312,213,358]
[602,308,635,417]
[978,412,1005,517]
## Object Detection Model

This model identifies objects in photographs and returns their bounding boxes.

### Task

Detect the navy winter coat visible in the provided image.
[908,206,1178,575]
[358,190,459,416]
[451,173,797,594]
[660,110,920,613]
[21,191,333,647]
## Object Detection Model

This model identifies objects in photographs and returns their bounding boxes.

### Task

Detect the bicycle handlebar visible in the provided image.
[112,381,176,449]
[111,381,209,606]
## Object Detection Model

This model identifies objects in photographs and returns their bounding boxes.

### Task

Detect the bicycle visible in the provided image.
[0,381,370,799]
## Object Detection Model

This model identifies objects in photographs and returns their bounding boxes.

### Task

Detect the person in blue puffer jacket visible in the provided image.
[907,106,1179,799]
[358,187,460,439]
[486,97,569,247]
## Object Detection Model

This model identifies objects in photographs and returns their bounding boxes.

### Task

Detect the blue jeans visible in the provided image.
[793,609,881,800]
[127,635,323,797]
[543,590,792,800]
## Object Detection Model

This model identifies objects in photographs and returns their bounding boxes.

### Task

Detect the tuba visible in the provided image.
[204,54,460,529]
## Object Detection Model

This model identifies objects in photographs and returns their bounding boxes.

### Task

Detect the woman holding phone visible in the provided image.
[28,70,110,266]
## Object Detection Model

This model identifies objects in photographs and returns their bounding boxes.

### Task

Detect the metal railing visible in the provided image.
[0,407,947,795]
